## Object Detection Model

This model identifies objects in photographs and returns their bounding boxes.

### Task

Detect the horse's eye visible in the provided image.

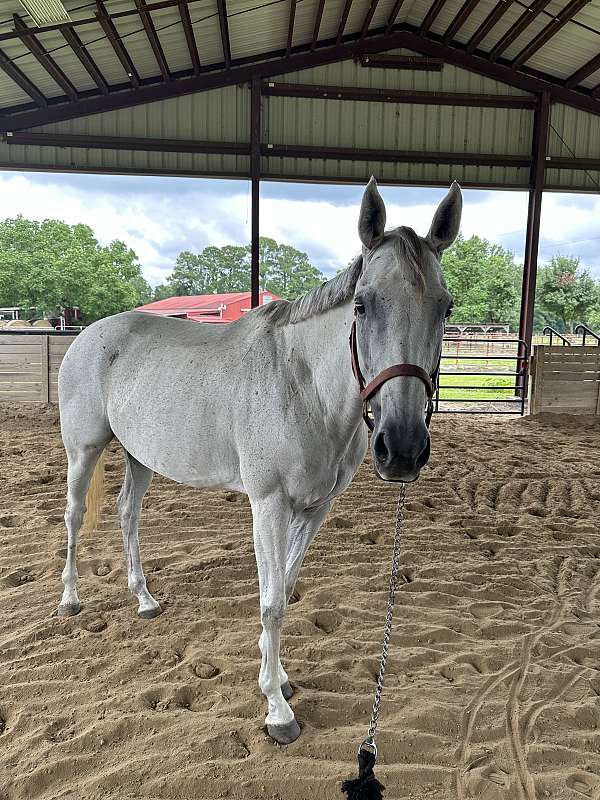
[445,304,454,319]
[355,303,366,317]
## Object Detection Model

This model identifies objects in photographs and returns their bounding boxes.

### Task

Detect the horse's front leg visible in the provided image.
[251,494,300,744]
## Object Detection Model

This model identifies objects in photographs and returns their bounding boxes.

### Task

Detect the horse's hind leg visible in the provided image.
[58,443,106,616]
[251,493,300,744]
[118,452,161,619]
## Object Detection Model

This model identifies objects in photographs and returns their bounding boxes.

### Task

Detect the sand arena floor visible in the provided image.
[0,405,600,800]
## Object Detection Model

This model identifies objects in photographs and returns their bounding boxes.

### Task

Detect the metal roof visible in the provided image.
[0,0,597,190]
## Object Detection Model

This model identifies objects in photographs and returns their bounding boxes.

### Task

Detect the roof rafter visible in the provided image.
[565,52,600,89]
[13,13,78,101]
[336,0,354,44]
[311,0,325,48]
[419,0,447,35]
[286,0,297,54]
[1,25,600,130]
[61,25,109,95]
[385,0,406,33]
[96,0,140,88]
[360,0,381,38]
[466,0,512,53]
[511,0,592,70]
[0,47,47,107]
[216,0,231,67]
[178,0,200,75]
[134,0,171,80]
[489,0,552,62]
[443,0,480,43]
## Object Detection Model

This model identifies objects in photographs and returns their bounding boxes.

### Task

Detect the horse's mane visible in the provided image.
[253,226,429,327]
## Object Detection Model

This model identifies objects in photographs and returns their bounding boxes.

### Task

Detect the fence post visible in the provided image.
[40,335,49,403]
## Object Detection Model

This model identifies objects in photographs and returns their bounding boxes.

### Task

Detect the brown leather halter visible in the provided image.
[349,320,436,432]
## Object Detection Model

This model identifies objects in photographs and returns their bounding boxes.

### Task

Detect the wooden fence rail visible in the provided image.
[0,334,77,403]
[530,345,600,415]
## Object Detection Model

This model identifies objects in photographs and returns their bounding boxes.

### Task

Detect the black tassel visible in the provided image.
[341,745,385,799]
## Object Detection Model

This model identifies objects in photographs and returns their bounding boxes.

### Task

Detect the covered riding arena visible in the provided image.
[0,0,599,798]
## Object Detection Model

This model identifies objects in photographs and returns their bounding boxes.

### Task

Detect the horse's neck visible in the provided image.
[287,302,364,434]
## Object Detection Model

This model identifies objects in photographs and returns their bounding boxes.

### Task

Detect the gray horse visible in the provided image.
[57,178,461,743]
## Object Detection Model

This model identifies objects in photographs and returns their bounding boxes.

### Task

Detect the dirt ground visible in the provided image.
[1,405,600,800]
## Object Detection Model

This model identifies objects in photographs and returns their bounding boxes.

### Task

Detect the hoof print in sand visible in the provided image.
[566,772,600,797]
[311,610,342,634]
[191,660,220,679]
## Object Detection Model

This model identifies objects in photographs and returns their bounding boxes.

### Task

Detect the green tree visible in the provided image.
[0,216,150,322]
[536,256,600,333]
[441,234,521,328]
[164,238,324,300]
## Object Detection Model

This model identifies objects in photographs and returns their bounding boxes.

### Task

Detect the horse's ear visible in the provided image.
[359,176,386,250]
[427,181,462,255]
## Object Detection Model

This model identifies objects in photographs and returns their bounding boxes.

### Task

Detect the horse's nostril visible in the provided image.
[374,431,389,464]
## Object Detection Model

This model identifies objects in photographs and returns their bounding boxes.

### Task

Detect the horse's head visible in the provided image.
[354,177,462,482]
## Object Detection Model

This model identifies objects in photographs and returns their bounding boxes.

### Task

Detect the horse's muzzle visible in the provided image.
[372,426,431,482]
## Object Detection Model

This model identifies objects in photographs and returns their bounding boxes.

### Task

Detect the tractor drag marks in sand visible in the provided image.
[0,406,599,799]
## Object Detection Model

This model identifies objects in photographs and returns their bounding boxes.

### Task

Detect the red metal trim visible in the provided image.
[134,0,171,80]
[178,0,201,75]
[262,81,537,107]
[61,26,109,95]
[13,14,78,102]
[510,0,590,70]
[96,0,140,88]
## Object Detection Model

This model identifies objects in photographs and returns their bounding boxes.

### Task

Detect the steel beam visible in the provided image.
[311,0,326,48]
[216,0,231,67]
[518,90,550,396]
[385,0,406,33]
[466,1,512,53]
[489,0,552,62]
[443,0,480,43]
[262,80,536,107]
[359,54,443,70]
[286,0,297,54]
[0,47,47,107]
[420,0,447,35]
[262,143,530,167]
[178,0,201,75]
[250,76,261,308]
[565,52,600,89]
[2,26,600,131]
[336,0,354,43]
[511,0,590,70]
[96,0,140,88]
[61,25,109,95]
[134,0,171,80]
[360,0,381,38]
[13,14,78,101]
[3,131,250,154]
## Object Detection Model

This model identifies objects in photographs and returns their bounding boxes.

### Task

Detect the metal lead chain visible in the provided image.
[362,482,407,755]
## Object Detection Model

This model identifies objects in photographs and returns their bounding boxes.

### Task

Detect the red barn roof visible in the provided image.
[136,292,280,323]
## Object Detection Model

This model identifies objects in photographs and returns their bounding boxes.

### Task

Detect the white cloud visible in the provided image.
[0,172,597,284]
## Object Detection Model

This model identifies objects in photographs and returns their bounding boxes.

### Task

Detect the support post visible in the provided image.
[250,76,261,308]
[517,90,550,398]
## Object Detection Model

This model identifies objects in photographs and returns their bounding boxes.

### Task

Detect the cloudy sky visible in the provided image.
[0,170,599,286]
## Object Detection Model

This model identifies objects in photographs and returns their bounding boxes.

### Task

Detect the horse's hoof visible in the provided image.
[281,681,294,700]
[57,601,81,617]
[138,604,162,619]
[267,719,301,744]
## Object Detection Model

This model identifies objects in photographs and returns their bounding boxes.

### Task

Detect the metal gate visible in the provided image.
[433,337,529,416]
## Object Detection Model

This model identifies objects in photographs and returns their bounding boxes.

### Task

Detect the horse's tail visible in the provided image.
[82,452,106,533]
